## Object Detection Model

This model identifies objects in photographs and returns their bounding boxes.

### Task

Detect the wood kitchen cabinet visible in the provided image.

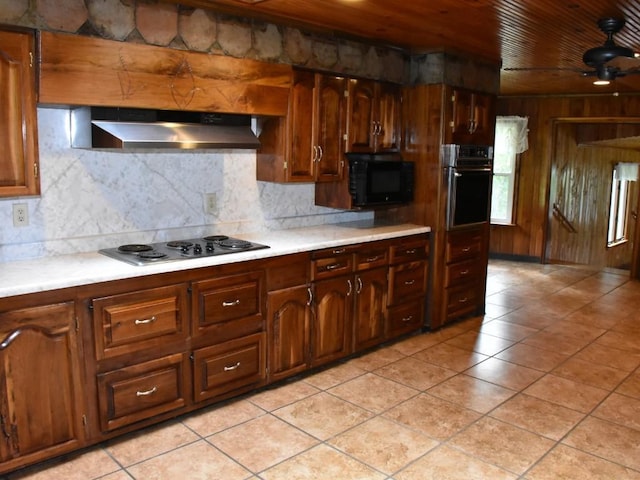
[0,27,39,197]
[90,283,190,432]
[257,69,347,183]
[0,298,84,473]
[346,78,401,153]
[446,88,496,146]
[191,268,266,402]
[311,246,354,366]
[443,225,488,324]
[352,243,389,352]
[387,235,429,337]
[265,253,311,382]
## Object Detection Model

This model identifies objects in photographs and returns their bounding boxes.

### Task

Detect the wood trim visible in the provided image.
[38,31,292,116]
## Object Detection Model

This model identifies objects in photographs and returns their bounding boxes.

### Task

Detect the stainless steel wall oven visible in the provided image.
[442,145,494,230]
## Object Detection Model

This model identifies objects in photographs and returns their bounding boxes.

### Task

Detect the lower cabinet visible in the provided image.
[0,233,430,474]
[387,235,429,336]
[267,284,311,382]
[0,299,84,472]
[193,333,266,402]
[312,275,353,366]
[443,225,487,323]
[97,353,189,432]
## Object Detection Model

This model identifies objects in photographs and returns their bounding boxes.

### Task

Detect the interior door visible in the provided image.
[547,122,640,269]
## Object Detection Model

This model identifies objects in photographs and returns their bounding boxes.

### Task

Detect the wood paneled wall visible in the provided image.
[491,94,640,261]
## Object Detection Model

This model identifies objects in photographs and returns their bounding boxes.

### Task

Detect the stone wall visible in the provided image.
[1,0,408,84]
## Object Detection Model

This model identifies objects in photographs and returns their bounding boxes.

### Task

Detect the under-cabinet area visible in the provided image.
[0,231,428,474]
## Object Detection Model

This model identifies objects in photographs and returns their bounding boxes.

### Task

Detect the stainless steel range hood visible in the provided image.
[71,107,261,150]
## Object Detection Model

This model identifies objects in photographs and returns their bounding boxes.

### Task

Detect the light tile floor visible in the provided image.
[7,260,640,479]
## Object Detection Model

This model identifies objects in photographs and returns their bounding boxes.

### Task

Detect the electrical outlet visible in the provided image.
[12,203,29,227]
[205,193,217,215]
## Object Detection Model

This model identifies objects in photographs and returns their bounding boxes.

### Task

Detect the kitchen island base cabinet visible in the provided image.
[0,300,84,473]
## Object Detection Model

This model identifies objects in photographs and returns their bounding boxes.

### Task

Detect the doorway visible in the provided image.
[546,120,640,276]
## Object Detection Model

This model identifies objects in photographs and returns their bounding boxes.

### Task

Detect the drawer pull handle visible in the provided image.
[136,386,157,397]
[365,255,381,262]
[405,249,416,254]
[134,316,157,325]
[404,279,416,285]
[222,299,241,307]
[402,315,413,323]
[461,247,471,252]
[224,362,241,371]
[460,269,470,276]
[458,297,469,304]
[326,263,342,270]
[332,248,346,254]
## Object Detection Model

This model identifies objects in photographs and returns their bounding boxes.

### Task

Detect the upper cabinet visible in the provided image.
[445,87,496,146]
[257,69,347,183]
[346,79,401,153]
[0,28,39,197]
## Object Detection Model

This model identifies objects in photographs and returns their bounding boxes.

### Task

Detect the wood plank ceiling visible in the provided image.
[166,0,640,96]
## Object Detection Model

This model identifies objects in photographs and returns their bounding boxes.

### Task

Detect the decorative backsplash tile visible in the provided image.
[0,108,371,262]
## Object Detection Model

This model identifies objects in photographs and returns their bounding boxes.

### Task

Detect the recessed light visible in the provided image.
[593,79,610,85]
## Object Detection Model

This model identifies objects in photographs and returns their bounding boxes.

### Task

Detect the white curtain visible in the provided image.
[615,162,639,181]
[495,116,529,155]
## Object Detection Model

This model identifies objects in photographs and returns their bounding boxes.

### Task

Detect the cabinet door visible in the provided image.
[375,83,401,152]
[312,276,352,366]
[0,302,83,461]
[287,70,316,181]
[267,285,311,382]
[450,89,473,143]
[314,74,347,181]
[346,78,376,152]
[0,28,39,197]
[471,93,495,145]
[353,268,387,352]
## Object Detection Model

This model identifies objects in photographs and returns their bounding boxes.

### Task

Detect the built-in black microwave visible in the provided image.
[346,152,414,207]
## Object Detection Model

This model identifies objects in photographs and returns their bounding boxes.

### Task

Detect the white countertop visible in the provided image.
[0,221,429,298]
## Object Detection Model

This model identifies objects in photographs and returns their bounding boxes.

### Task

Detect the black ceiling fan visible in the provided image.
[503,17,640,83]
[581,17,639,82]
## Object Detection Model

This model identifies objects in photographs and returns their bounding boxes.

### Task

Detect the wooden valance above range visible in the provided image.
[38,31,292,116]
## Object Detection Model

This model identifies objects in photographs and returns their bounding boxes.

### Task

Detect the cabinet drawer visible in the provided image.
[389,237,428,264]
[445,259,484,288]
[311,254,353,280]
[355,244,388,271]
[92,285,188,360]
[446,230,483,263]
[193,333,266,402]
[387,300,424,337]
[97,353,187,432]
[445,284,480,321]
[193,271,263,340]
[388,261,427,304]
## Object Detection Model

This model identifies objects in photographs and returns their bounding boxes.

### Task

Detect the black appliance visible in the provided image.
[442,145,494,230]
[99,235,269,266]
[347,152,414,207]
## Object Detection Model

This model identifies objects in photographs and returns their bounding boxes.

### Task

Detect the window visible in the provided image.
[607,163,637,247]
[490,116,528,225]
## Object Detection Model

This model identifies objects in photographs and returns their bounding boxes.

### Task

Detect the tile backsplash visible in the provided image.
[0,107,370,262]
